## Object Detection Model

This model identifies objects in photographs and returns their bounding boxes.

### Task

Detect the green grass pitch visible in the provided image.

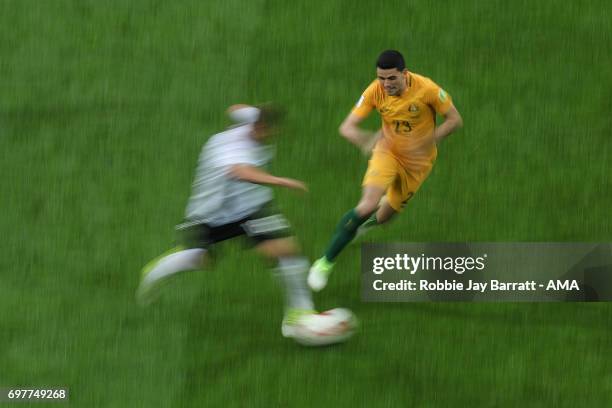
[1,0,611,406]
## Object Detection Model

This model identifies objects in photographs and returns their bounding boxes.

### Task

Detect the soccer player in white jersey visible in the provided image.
[137,104,316,340]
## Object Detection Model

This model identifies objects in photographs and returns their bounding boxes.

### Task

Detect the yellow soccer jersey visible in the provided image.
[352,72,452,169]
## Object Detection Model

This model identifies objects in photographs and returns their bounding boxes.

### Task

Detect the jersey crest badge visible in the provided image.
[438,89,448,103]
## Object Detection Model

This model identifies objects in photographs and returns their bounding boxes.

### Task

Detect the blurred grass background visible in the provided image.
[1,0,611,406]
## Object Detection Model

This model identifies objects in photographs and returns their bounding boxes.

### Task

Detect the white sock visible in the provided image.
[141,248,206,286]
[275,257,315,311]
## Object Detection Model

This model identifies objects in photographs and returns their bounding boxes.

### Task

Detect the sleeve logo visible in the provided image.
[355,95,365,107]
[438,89,448,103]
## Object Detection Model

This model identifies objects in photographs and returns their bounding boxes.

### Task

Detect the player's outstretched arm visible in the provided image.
[433,103,463,143]
[229,164,308,192]
[339,113,378,154]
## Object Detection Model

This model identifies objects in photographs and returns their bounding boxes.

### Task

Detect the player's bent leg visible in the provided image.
[355,185,386,218]
[136,218,244,306]
[329,185,385,260]
[356,197,397,239]
[309,185,386,291]
[249,219,356,346]
[136,247,207,306]
[325,185,385,261]
[254,237,316,338]
[375,200,398,224]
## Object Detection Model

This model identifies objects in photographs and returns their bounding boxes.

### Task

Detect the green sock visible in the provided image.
[324,209,369,262]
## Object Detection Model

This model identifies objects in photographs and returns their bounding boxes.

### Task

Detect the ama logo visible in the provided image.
[546,280,580,291]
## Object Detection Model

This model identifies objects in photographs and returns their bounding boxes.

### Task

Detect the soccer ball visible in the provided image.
[292,308,358,346]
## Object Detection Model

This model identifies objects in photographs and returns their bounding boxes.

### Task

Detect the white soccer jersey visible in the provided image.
[184,124,273,226]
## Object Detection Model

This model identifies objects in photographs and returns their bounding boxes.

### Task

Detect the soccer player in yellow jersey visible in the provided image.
[308,50,463,291]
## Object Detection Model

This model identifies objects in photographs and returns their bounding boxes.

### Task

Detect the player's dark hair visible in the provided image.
[376,50,405,71]
[256,103,285,127]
